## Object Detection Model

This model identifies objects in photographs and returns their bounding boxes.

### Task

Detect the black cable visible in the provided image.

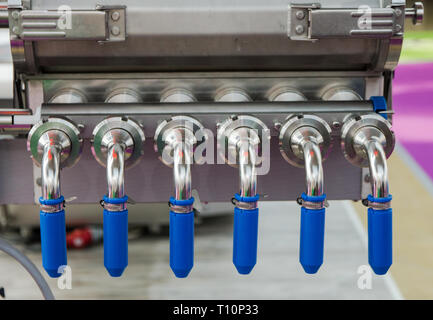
[0,237,54,300]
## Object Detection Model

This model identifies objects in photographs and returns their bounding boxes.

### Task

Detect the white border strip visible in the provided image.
[395,143,433,198]
[343,201,404,300]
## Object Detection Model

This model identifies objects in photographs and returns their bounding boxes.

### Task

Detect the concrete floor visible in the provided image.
[0,201,396,300]
[353,147,433,300]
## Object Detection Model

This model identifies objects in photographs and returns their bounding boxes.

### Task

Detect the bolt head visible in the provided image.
[296,10,305,20]
[295,25,304,35]
[332,121,341,129]
[111,26,121,36]
[111,11,120,21]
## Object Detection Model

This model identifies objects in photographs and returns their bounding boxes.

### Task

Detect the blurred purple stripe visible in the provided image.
[393,63,433,182]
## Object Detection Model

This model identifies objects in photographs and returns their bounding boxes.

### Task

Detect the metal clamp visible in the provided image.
[296,193,328,210]
[168,197,195,214]
[9,5,126,41]
[362,199,392,210]
[289,2,407,41]
[100,197,128,212]
[231,198,258,210]
[168,203,194,214]
[40,196,66,213]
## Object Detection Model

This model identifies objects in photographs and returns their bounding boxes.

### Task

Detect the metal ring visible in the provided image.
[27,118,83,169]
[92,116,145,169]
[341,114,395,167]
[278,114,332,168]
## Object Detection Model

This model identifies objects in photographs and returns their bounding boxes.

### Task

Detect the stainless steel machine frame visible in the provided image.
[0,0,424,226]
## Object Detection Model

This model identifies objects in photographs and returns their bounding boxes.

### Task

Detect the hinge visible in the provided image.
[8,5,126,42]
[288,3,405,41]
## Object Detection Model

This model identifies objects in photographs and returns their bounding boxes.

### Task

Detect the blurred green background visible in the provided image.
[402,1,433,62]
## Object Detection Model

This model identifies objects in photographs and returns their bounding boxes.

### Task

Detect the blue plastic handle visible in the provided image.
[40,210,67,278]
[103,209,128,277]
[368,207,392,275]
[170,210,194,278]
[299,207,326,274]
[233,207,259,275]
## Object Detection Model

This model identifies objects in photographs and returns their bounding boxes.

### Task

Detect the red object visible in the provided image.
[67,228,93,249]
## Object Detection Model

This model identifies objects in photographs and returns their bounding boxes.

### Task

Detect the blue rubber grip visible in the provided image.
[300,207,326,274]
[40,210,67,278]
[233,207,259,275]
[368,207,392,275]
[103,209,128,277]
[170,210,194,278]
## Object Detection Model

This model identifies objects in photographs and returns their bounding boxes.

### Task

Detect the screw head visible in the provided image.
[296,10,305,20]
[111,26,120,36]
[111,11,120,21]
[364,174,371,183]
[12,26,19,34]
[332,121,341,129]
[295,25,304,35]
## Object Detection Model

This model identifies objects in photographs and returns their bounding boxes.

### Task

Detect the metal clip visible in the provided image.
[231,198,258,210]
[100,200,126,212]
[9,5,126,42]
[289,3,406,41]
[296,197,328,210]
[362,198,392,210]
[168,202,194,214]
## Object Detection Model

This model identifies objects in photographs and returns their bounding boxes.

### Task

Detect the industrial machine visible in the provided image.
[0,0,424,278]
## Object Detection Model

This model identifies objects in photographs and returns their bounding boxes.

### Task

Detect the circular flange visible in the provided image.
[154,115,206,166]
[214,88,252,102]
[160,88,196,103]
[217,115,270,168]
[27,118,83,169]
[49,88,88,103]
[278,115,332,168]
[92,117,145,169]
[341,114,395,167]
[267,86,307,102]
[105,88,142,103]
[320,86,361,101]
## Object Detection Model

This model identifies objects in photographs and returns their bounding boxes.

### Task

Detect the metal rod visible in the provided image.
[303,141,324,197]
[107,143,125,199]
[173,140,192,201]
[365,140,389,198]
[239,142,257,198]
[42,101,374,116]
[41,143,61,201]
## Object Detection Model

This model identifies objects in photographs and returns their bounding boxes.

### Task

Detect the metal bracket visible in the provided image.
[289,3,405,41]
[8,5,126,42]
